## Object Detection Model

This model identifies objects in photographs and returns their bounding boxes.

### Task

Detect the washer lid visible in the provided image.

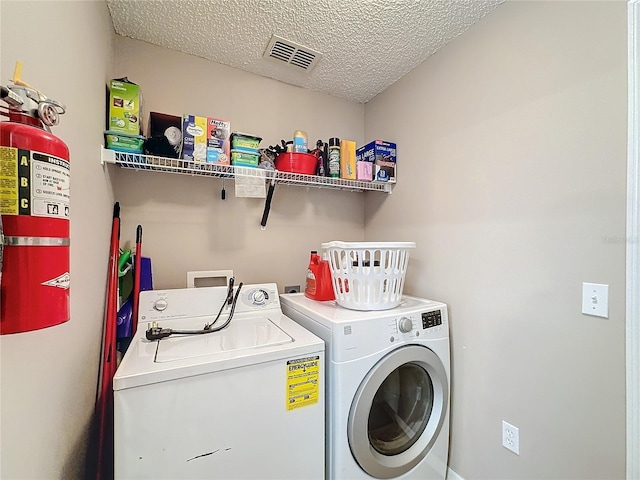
[155,316,293,363]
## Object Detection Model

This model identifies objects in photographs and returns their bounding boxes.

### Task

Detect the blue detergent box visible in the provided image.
[356,140,396,183]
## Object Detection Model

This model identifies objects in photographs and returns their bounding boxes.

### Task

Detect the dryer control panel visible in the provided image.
[422,310,443,329]
[387,307,447,344]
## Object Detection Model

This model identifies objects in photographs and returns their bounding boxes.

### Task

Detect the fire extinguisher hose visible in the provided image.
[94,202,120,479]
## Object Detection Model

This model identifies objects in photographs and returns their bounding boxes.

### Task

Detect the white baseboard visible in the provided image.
[447,467,464,480]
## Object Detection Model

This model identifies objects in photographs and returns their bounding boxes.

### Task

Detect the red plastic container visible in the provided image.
[275,152,317,175]
[304,251,335,301]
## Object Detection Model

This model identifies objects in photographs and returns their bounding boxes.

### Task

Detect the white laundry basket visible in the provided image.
[322,241,416,311]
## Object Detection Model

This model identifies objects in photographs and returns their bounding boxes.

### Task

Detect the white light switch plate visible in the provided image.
[582,283,609,318]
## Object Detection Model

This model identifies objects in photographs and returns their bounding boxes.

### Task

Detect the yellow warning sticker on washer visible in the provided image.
[286,356,320,411]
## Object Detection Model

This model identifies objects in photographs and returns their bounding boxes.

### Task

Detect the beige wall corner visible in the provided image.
[365,1,627,478]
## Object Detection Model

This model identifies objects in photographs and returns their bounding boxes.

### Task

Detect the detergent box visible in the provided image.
[206,117,231,164]
[356,140,396,183]
[181,115,208,163]
[108,78,142,135]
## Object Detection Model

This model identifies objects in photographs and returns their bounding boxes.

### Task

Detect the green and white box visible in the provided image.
[108,78,141,135]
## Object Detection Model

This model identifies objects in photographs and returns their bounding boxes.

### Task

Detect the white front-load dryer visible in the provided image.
[280,293,450,480]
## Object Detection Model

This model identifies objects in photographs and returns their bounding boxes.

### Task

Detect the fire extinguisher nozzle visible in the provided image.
[113,202,120,218]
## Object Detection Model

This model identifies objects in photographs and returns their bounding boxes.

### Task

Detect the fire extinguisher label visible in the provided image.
[32,151,70,219]
[0,146,20,214]
[0,147,70,218]
[41,272,70,290]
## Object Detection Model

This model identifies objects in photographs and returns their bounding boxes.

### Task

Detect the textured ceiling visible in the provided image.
[106,0,504,104]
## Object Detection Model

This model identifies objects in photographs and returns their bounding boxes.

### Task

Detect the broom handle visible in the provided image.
[95,202,120,479]
[131,225,142,336]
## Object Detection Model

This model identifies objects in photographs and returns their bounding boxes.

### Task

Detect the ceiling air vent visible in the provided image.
[264,35,322,72]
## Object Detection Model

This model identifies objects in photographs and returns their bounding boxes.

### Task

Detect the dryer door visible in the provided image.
[347,345,448,478]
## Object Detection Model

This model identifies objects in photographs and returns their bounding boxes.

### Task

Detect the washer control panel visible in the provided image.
[241,286,278,308]
[139,283,281,324]
[152,299,168,312]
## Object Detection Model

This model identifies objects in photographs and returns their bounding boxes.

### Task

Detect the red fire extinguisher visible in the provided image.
[0,62,69,334]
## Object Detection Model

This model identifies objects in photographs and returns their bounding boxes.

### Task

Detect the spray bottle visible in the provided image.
[310,140,325,176]
[328,137,340,178]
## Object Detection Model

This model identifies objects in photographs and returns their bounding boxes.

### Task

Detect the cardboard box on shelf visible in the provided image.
[108,78,142,135]
[148,112,181,138]
[145,112,182,158]
[356,140,396,183]
[181,115,207,163]
[206,117,231,164]
[340,139,357,180]
[356,161,373,182]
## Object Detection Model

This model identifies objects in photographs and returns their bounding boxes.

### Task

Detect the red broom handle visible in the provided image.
[95,202,120,479]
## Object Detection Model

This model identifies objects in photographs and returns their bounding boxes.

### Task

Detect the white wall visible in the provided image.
[111,37,366,290]
[0,1,115,478]
[364,1,627,478]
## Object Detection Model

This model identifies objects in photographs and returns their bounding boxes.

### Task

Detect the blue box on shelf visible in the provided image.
[356,140,396,183]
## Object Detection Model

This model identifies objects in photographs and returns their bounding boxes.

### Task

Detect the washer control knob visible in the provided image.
[398,317,413,333]
[153,299,168,311]
[250,289,268,305]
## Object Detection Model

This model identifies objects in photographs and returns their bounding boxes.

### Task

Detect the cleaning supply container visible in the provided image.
[322,241,415,310]
[230,132,261,152]
[305,251,335,301]
[293,130,308,153]
[328,137,340,177]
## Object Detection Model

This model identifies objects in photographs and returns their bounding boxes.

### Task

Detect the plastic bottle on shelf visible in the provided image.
[310,140,325,176]
[328,137,340,178]
[293,130,308,153]
[323,142,329,176]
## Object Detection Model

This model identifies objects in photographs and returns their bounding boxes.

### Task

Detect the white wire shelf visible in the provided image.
[101,148,393,193]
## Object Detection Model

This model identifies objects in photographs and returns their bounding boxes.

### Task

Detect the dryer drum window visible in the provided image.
[368,363,434,455]
[348,344,449,479]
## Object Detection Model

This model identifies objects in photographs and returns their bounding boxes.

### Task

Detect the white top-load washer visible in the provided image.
[113,283,325,479]
[280,293,450,480]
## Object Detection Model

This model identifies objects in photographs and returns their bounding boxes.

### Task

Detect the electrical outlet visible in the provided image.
[284,285,301,294]
[502,421,519,455]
